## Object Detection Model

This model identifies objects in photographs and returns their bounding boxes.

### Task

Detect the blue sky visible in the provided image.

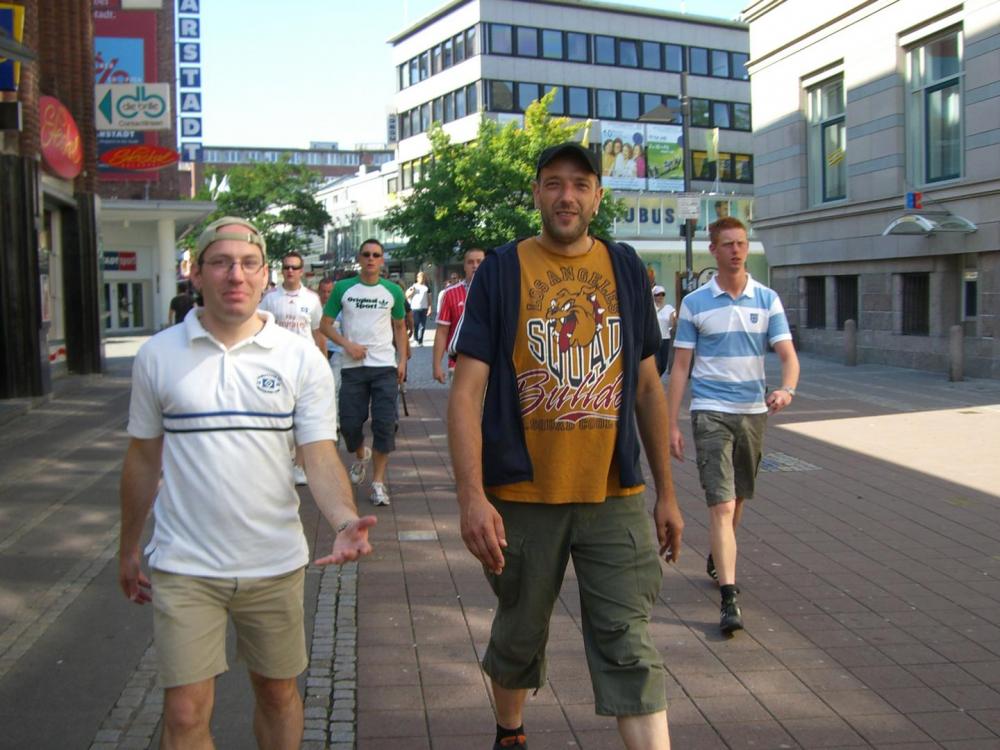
[198,0,747,149]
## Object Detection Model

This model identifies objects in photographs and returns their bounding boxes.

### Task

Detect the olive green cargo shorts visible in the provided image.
[482,494,667,717]
[691,410,768,506]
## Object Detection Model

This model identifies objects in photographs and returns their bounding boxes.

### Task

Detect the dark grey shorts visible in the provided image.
[338,366,398,454]
[691,410,767,505]
[481,495,666,717]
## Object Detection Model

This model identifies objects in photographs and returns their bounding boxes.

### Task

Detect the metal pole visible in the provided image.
[681,72,694,296]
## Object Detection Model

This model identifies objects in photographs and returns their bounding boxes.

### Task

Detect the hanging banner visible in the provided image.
[645,123,684,192]
[599,122,645,191]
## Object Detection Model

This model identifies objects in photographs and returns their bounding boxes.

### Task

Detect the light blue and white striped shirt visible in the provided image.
[674,275,792,414]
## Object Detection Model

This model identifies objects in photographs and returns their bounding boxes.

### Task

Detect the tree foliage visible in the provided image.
[380,90,626,265]
[188,155,331,262]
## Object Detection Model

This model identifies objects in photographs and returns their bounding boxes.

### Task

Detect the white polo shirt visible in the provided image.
[258,285,322,339]
[127,310,337,577]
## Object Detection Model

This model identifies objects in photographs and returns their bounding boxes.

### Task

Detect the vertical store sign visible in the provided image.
[177,0,202,162]
[93,0,160,181]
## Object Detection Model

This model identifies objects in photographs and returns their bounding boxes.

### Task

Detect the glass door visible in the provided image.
[104,282,147,331]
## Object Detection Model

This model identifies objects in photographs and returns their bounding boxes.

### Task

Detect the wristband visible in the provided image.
[779,386,796,396]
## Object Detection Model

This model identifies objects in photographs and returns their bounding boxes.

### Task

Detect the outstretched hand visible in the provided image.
[315,516,377,565]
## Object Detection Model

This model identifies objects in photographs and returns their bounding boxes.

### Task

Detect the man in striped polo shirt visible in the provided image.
[667,216,800,635]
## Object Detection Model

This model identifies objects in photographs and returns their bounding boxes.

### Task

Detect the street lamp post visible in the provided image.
[640,71,695,298]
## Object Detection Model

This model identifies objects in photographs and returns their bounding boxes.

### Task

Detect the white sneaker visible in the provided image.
[370,481,390,506]
[349,446,372,485]
[293,465,308,485]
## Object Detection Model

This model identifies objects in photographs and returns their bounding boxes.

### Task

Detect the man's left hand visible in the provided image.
[654,497,684,563]
[315,516,377,565]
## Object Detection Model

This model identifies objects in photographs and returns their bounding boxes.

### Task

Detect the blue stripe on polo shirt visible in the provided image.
[163,410,295,419]
[695,331,769,358]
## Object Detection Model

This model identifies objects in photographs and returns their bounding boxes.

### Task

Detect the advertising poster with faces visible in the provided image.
[599,122,645,191]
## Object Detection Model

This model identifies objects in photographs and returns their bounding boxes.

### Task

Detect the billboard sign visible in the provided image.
[96,83,171,130]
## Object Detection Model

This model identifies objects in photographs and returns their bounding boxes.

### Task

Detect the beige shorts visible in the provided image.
[151,567,307,688]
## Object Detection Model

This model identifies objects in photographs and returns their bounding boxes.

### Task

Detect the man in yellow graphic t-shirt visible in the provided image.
[449,142,685,750]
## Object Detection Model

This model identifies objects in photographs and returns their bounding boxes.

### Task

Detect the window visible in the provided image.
[717,152,734,181]
[641,41,661,70]
[420,103,430,132]
[689,46,708,75]
[835,276,858,329]
[595,35,615,65]
[731,52,750,80]
[621,91,640,121]
[805,277,826,329]
[443,38,453,68]
[712,101,731,129]
[409,109,418,135]
[432,44,442,74]
[387,177,398,194]
[691,98,710,127]
[443,92,454,122]
[711,49,730,77]
[808,76,846,202]
[490,80,514,111]
[490,24,512,54]
[642,93,663,116]
[665,44,683,72]
[567,32,589,62]
[568,86,589,117]
[399,64,408,90]
[665,96,681,123]
[908,30,962,183]
[454,31,466,62]
[518,82,540,112]
[542,29,562,59]
[456,87,467,118]
[400,112,410,139]
[733,103,752,131]
[545,84,564,115]
[419,51,430,80]
[596,89,616,118]
[466,27,477,56]
[901,273,930,335]
[963,270,978,319]
[466,83,478,114]
[619,39,639,67]
[409,58,418,85]
[517,26,539,57]
[692,150,714,180]
[433,97,443,124]
[733,153,753,182]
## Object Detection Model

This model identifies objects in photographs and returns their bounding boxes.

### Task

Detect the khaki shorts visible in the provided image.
[691,410,767,505]
[151,567,307,688]
[482,495,666,717]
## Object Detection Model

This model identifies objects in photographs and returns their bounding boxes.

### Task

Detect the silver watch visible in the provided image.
[336,519,353,535]
[779,386,796,396]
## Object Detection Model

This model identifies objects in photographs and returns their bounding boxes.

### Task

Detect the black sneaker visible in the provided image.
[720,598,743,634]
[706,553,718,582]
[493,733,528,749]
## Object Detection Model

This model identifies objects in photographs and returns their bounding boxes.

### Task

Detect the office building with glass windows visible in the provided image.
[387,0,762,305]
[746,0,1000,377]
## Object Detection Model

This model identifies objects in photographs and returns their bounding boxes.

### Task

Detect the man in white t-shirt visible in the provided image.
[119,216,375,749]
[259,251,326,484]
[320,239,408,507]
[652,284,676,377]
[405,271,431,346]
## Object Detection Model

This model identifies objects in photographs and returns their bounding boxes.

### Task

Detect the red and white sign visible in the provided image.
[99,144,179,171]
[104,251,138,271]
[39,96,83,180]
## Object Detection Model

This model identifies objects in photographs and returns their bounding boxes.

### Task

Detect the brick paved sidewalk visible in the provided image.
[351,363,1000,749]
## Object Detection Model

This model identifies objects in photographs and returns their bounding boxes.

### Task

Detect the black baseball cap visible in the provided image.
[535,142,601,183]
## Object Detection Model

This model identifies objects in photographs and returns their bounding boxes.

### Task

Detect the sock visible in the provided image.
[720,584,739,603]
[496,723,526,746]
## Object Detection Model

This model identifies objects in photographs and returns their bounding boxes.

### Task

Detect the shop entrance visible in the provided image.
[103,281,149,331]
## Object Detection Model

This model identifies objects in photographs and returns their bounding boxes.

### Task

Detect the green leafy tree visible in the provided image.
[380,90,626,265]
[188,155,331,262]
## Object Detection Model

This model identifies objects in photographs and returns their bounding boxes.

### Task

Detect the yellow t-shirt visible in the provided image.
[487,238,645,504]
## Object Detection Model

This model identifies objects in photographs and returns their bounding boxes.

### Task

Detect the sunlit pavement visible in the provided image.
[1,325,999,749]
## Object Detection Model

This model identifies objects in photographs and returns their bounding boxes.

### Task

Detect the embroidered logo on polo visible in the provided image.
[256,374,282,393]
[520,267,623,425]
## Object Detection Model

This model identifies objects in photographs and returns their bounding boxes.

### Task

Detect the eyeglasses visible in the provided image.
[282,264,303,271]
[360,252,383,259]
[203,256,264,274]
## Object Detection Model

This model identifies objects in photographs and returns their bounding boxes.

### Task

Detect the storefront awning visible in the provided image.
[882,211,977,236]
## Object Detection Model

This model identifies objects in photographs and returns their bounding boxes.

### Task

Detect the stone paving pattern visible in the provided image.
[1,331,999,749]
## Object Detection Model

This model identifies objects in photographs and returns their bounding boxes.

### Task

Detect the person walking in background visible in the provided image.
[448,143,683,750]
[260,251,326,485]
[652,284,675,377]
[667,216,800,635]
[119,216,374,750]
[405,270,432,345]
[432,247,484,384]
[320,239,407,507]
[167,282,194,326]
[436,270,460,318]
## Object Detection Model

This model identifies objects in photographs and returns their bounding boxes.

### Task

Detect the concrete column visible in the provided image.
[844,319,857,366]
[949,324,963,382]
[156,219,177,330]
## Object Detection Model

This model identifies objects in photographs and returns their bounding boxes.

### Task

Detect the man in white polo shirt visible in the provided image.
[260,250,326,485]
[119,216,376,749]
[667,216,799,636]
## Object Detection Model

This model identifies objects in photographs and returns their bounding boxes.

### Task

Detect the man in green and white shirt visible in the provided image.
[320,239,407,506]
